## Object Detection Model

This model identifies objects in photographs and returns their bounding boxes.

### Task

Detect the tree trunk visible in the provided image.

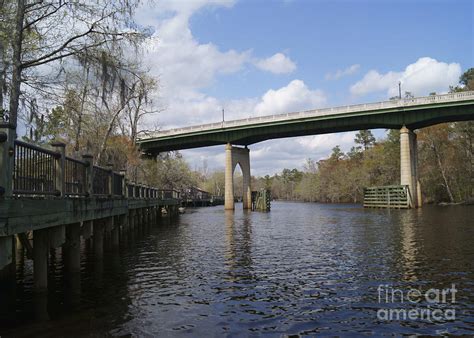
[96,105,125,164]
[8,0,25,130]
[432,142,455,203]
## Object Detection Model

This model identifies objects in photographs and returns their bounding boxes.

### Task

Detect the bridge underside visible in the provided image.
[139,103,474,154]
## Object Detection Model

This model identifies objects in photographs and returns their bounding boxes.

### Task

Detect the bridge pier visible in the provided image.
[33,228,49,291]
[400,126,422,208]
[93,220,105,260]
[64,223,81,274]
[225,144,252,210]
[0,236,14,281]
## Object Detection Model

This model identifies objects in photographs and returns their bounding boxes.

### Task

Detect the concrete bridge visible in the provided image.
[137,91,474,210]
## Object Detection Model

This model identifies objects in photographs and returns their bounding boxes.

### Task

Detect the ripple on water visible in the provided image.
[1,203,474,336]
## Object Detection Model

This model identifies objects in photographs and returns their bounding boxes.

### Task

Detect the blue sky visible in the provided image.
[136,0,473,175]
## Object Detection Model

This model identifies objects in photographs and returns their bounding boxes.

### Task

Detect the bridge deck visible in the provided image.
[138,91,474,153]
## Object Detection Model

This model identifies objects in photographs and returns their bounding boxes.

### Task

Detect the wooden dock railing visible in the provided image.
[363,185,410,208]
[0,136,179,201]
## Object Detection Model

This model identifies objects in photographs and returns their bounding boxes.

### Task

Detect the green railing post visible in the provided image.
[120,170,127,198]
[106,163,114,197]
[82,154,93,197]
[0,124,14,198]
[51,142,65,197]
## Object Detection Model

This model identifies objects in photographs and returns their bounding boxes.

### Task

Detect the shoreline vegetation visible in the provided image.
[0,3,471,206]
[270,199,474,207]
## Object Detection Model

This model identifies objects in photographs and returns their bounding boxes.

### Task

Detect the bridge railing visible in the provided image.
[1,139,174,201]
[141,91,474,138]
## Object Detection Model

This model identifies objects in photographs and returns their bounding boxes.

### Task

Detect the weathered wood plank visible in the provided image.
[0,197,179,236]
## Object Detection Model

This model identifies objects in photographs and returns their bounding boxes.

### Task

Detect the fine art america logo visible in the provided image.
[377,284,457,322]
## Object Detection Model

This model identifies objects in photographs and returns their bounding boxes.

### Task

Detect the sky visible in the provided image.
[135,0,473,176]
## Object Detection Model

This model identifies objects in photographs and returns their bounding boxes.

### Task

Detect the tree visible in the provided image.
[330,145,344,161]
[3,0,146,133]
[459,68,474,90]
[354,130,376,151]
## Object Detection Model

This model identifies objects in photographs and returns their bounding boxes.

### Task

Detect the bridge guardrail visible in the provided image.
[141,91,474,138]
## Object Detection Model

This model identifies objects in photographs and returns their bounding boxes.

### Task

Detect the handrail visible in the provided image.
[4,140,177,201]
[14,140,60,157]
[140,91,474,139]
[13,140,58,195]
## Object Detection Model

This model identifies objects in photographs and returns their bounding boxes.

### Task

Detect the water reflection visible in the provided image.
[1,203,473,336]
[224,210,254,284]
[399,210,422,282]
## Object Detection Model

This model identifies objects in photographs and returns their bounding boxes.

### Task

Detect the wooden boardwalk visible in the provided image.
[0,125,181,291]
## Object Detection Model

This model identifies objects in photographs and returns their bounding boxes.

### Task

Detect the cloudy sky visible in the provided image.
[136,0,472,176]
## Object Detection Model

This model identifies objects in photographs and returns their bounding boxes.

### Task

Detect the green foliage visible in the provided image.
[142,152,199,191]
[459,68,474,89]
[355,130,376,151]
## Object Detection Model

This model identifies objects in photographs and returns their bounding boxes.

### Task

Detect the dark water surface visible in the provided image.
[1,202,474,336]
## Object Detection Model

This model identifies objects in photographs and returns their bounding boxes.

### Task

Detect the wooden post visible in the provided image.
[120,170,127,198]
[107,163,114,196]
[93,220,104,260]
[51,142,65,197]
[82,154,94,197]
[33,228,49,291]
[81,220,93,239]
[64,223,81,274]
[0,124,14,198]
[0,124,15,274]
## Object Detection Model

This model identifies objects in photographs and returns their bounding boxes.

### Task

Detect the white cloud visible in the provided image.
[350,57,461,97]
[255,80,326,115]
[133,1,352,176]
[325,64,360,80]
[151,79,326,129]
[254,52,296,74]
[142,11,251,100]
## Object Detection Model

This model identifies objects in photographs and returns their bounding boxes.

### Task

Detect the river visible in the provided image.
[1,202,473,336]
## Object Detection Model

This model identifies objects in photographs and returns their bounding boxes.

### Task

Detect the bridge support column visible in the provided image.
[81,220,93,240]
[400,126,422,208]
[111,225,120,249]
[0,236,14,281]
[93,220,104,260]
[64,223,81,299]
[64,223,81,274]
[225,144,252,210]
[33,228,49,291]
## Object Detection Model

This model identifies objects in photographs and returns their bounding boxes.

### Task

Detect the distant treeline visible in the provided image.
[251,122,472,204]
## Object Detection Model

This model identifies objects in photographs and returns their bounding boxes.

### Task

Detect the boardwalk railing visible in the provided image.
[13,140,58,195]
[363,185,410,208]
[2,139,179,200]
[64,156,87,196]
